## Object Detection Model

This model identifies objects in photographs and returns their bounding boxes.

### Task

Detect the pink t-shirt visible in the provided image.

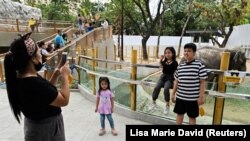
[97,90,114,114]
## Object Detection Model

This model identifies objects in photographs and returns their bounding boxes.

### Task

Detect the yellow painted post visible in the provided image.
[76,45,82,55]
[96,47,99,67]
[212,52,230,125]
[130,50,137,111]
[139,46,141,60]
[16,19,19,32]
[92,48,96,95]
[0,61,3,82]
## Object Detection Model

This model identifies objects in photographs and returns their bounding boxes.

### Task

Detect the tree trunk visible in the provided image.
[177,15,191,57]
[221,25,234,48]
[177,0,193,57]
[117,34,121,57]
[156,35,160,59]
[142,36,149,60]
[156,18,163,58]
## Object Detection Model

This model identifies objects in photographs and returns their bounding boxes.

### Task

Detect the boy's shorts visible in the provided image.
[173,98,199,118]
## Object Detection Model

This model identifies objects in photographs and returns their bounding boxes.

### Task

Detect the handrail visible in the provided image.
[75,64,250,100]
[36,25,74,43]
[45,39,75,62]
[0,25,74,58]
[0,18,73,33]
[78,54,250,75]
[79,55,131,66]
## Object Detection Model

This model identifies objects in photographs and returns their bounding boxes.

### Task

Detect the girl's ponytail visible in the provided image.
[4,52,21,123]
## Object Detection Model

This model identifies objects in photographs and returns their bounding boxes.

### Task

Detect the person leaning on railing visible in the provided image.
[4,32,71,141]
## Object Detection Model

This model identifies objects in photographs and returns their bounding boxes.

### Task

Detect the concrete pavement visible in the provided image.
[0,88,148,141]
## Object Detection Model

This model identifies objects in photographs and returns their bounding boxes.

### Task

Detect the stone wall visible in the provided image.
[0,0,41,20]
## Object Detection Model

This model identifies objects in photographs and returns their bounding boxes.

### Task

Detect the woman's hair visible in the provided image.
[98,77,111,94]
[4,35,38,123]
[164,46,176,61]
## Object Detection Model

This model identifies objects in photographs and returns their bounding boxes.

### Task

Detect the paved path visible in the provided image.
[0,88,148,141]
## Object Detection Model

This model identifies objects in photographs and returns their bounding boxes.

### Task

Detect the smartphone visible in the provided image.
[60,52,68,66]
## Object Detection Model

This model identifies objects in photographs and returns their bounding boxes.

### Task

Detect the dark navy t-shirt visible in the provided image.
[17,75,61,120]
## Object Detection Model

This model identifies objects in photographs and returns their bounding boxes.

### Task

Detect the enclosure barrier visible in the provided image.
[76,51,250,125]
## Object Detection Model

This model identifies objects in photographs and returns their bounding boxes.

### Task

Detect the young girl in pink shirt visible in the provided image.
[95,77,118,136]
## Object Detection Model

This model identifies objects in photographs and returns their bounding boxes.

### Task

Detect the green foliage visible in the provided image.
[11,0,21,3]
[36,3,74,21]
[160,0,188,36]
[193,0,250,47]
[26,0,36,7]
[78,0,105,19]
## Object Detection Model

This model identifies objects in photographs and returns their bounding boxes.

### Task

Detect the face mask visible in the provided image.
[34,62,43,71]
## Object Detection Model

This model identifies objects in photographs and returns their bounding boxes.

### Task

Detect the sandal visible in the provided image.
[111,129,118,136]
[99,129,106,136]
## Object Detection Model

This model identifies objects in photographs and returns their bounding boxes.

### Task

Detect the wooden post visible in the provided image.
[77,56,81,84]
[83,48,88,64]
[91,48,96,95]
[147,46,150,64]
[140,46,143,64]
[16,19,19,32]
[76,45,82,55]
[53,21,56,33]
[139,46,141,60]
[212,52,230,125]
[96,47,98,67]
[0,61,3,82]
[153,47,156,62]
[130,50,137,111]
